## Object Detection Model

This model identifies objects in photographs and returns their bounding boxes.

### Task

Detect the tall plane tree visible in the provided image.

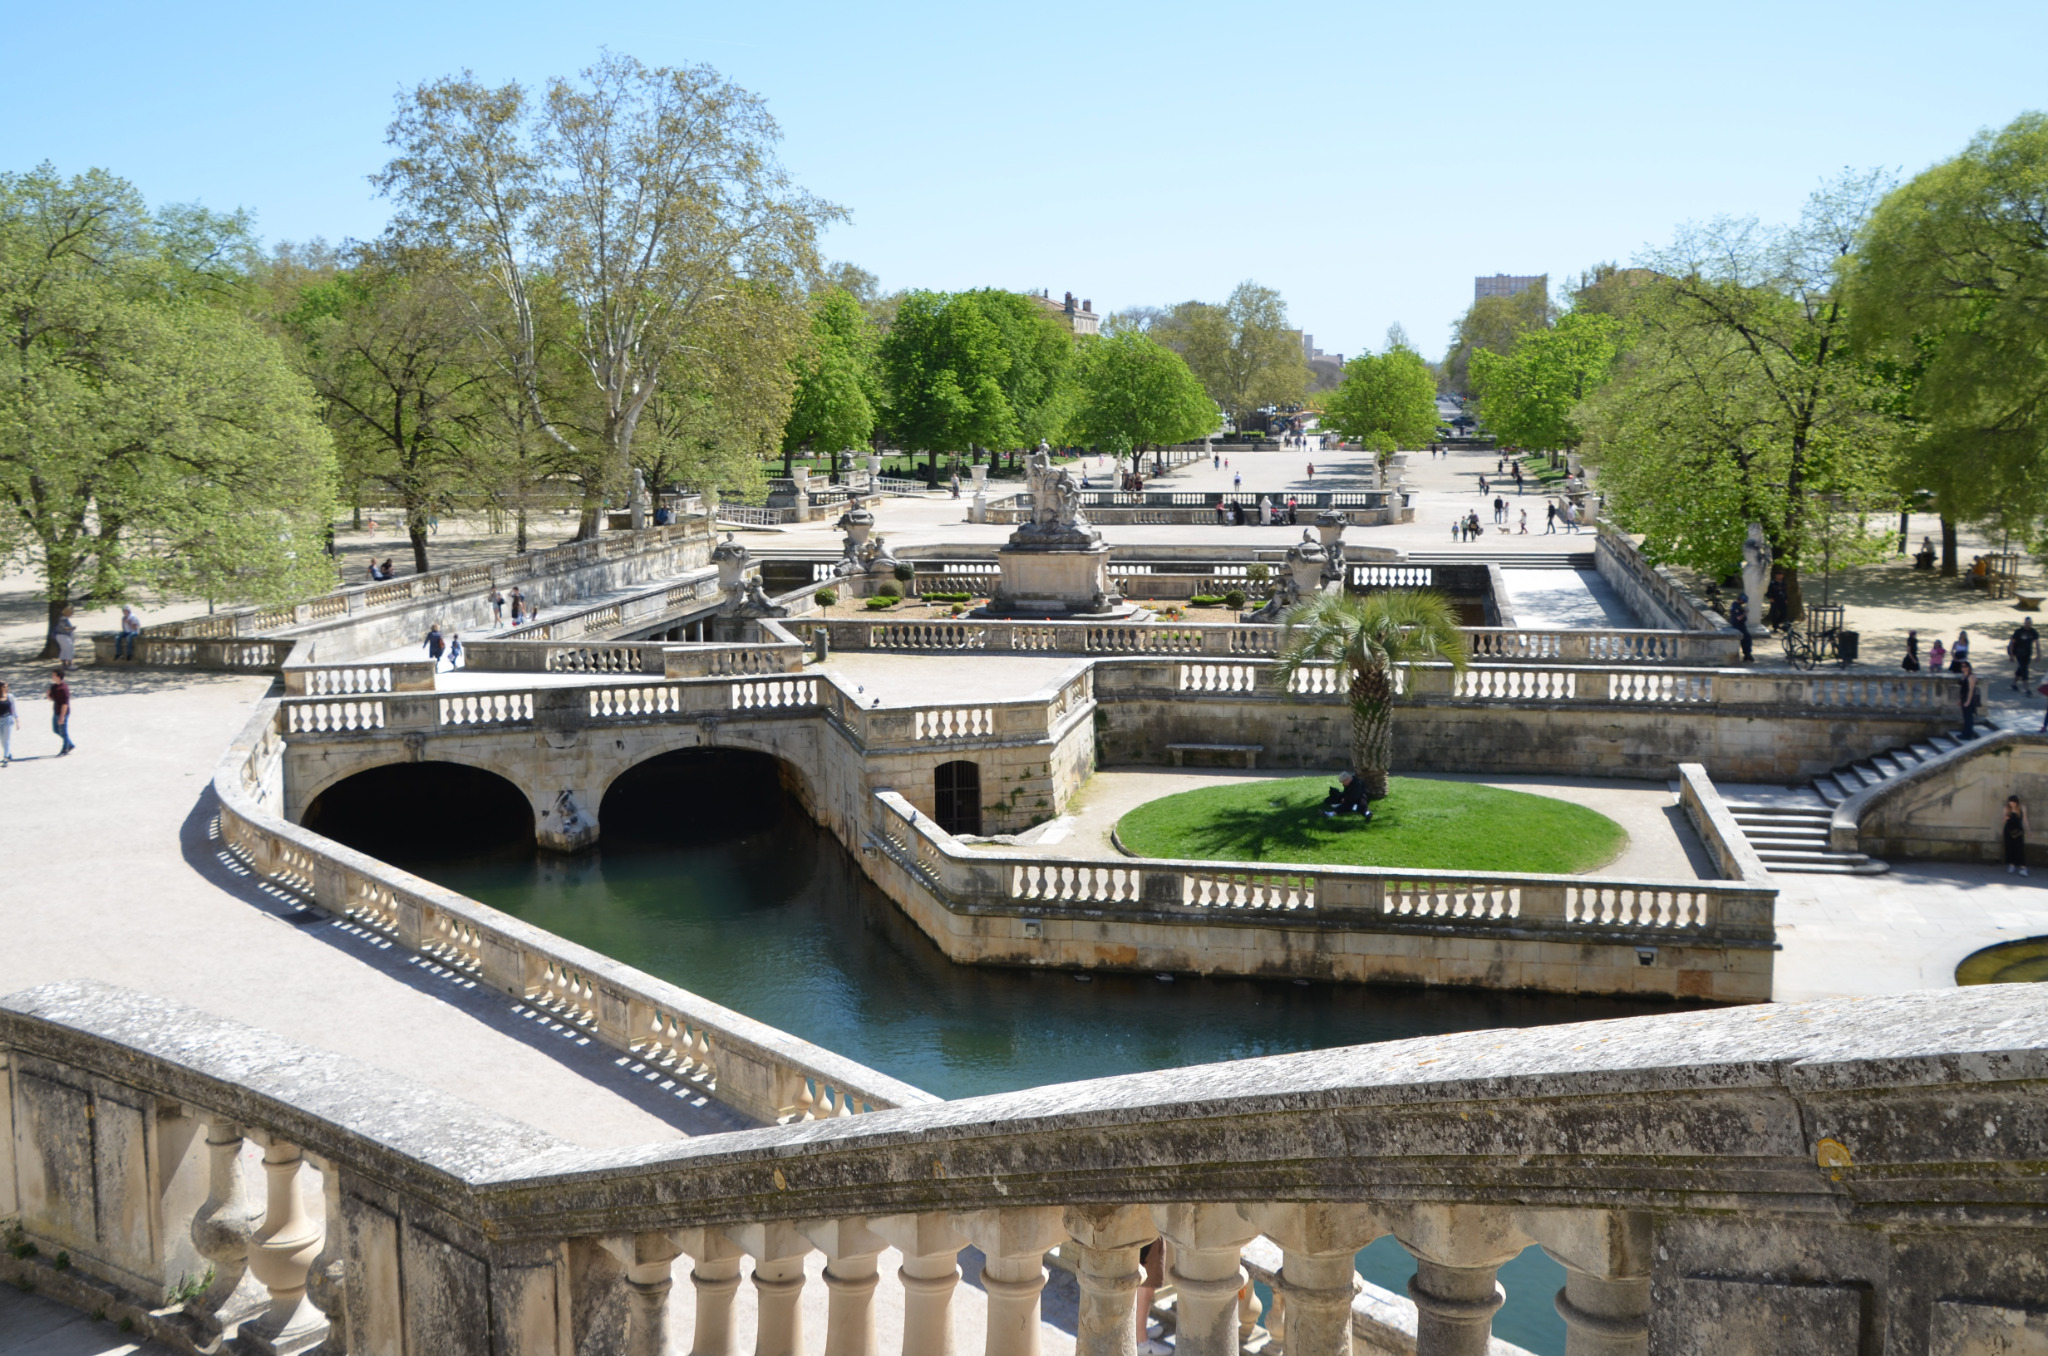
[376,54,835,537]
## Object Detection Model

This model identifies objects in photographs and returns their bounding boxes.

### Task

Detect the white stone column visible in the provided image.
[617,1232,683,1356]
[188,1119,265,1343]
[727,1223,814,1356]
[1388,1205,1528,1356]
[1517,1210,1651,1356]
[1063,1205,1155,1356]
[303,1153,348,1356]
[1153,1205,1260,1356]
[955,1207,1067,1356]
[803,1219,888,1356]
[677,1228,747,1356]
[1241,1204,1384,1356]
[873,1214,968,1356]
[239,1134,327,1355]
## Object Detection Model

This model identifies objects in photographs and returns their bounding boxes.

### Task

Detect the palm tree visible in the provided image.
[1274,590,1470,800]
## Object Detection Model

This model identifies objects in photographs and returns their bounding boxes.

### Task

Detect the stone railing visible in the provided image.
[135,519,713,643]
[492,564,726,643]
[792,616,1743,670]
[89,635,296,671]
[213,699,931,1132]
[7,980,2041,1356]
[1676,762,1771,882]
[280,649,437,697]
[866,790,1775,1001]
[715,502,800,526]
[1830,728,2048,857]
[1593,521,1729,633]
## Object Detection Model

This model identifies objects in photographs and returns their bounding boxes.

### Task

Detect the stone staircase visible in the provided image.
[1725,713,2028,875]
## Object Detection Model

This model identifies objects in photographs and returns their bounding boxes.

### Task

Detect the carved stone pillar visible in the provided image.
[677,1228,746,1356]
[615,1232,683,1356]
[1240,1204,1384,1356]
[1517,1210,1652,1356]
[1063,1205,1155,1356]
[954,1207,1067,1356]
[1153,1205,1260,1356]
[239,1135,327,1356]
[188,1119,265,1346]
[1388,1205,1528,1356]
[873,1214,967,1356]
[803,1219,887,1356]
[726,1223,813,1356]
[302,1153,348,1356]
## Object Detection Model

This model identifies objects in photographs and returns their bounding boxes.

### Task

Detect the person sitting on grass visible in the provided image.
[1322,770,1373,822]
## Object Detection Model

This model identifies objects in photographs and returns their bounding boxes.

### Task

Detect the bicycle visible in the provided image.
[1781,603,1847,670]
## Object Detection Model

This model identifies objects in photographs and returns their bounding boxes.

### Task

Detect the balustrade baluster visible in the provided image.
[1154,1205,1260,1356]
[1063,1206,1155,1356]
[679,1229,746,1356]
[1519,1210,1651,1356]
[730,1223,813,1356]
[614,1231,684,1356]
[1390,1205,1527,1356]
[875,1214,968,1356]
[955,1208,1066,1356]
[189,1119,266,1343]
[804,1220,886,1356]
[303,1152,348,1356]
[1244,1205,1380,1356]
[239,1134,327,1355]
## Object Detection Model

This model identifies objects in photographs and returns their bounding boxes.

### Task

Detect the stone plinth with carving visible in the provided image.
[984,446,1141,619]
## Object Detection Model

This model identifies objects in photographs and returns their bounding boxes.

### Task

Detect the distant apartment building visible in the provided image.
[1475,274,1546,303]
[1299,332,1345,390]
[1029,290,1100,336]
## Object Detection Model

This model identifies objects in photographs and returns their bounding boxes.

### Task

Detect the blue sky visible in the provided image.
[5,0,2043,360]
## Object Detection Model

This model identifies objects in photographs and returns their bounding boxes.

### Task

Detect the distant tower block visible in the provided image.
[1475,274,1546,303]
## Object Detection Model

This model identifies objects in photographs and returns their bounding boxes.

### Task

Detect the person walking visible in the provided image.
[1730,593,1753,663]
[48,669,73,756]
[1513,462,1524,493]
[1545,501,1559,534]
[0,681,14,765]
[1902,630,1921,671]
[1953,630,1972,672]
[1518,508,1528,534]
[1958,660,1984,739]
[1233,471,1242,492]
[489,588,505,625]
[51,607,77,671]
[509,588,527,626]
[424,623,446,669]
[2003,795,2031,875]
[446,631,463,671]
[115,605,141,661]
[2010,620,2038,690]
[949,471,961,499]
[1306,462,1315,478]
[1765,570,1789,631]
[1930,636,1947,673]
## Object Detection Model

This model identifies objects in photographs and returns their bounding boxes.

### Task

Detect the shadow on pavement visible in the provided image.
[175,783,755,1139]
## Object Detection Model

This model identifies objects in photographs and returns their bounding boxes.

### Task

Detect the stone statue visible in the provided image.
[1740,522,1772,626]
[1018,442,1093,543]
[1250,532,1330,621]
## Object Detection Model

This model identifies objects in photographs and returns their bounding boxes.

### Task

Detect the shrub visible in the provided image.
[923,591,972,603]
[865,596,898,611]
[813,587,838,607]
[893,562,916,583]
[876,579,902,599]
[1247,563,1271,581]
[1223,589,1247,610]
[1190,594,1226,607]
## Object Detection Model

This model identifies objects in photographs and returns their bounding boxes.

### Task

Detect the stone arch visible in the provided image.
[299,759,537,859]
[589,724,821,822]
[289,744,543,827]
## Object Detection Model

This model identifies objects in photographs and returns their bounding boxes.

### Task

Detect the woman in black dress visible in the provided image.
[2004,796,2030,877]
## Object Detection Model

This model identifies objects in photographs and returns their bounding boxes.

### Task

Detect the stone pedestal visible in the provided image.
[989,541,1132,618]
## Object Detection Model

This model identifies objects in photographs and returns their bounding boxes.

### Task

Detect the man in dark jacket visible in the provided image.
[2009,620,2038,691]
[1323,771,1372,820]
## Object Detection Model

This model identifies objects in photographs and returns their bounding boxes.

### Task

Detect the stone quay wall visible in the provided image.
[4,979,2044,1356]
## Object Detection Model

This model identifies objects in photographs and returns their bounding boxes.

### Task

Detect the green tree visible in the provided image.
[1580,173,1903,613]
[1320,340,1438,455]
[285,248,491,573]
[0,164,337,645]
[1468,310,1620,453]
[377,54,837,537]
[1153,282,1308,429]
[1848,112,2048,574]
[782,286,878,477]
[1274,590,1469,802]
[639,278,804,503]
[1066,332,1216,461]
[877,291,1018,480]
[971,289,1076,461]
[1442,283,1553,395]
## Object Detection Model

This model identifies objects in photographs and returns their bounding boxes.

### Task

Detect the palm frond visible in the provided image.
[1276,588,1470,686]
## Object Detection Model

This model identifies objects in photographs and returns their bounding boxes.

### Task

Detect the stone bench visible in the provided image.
[2019,594,2043,612]
[1167,742,1263,768]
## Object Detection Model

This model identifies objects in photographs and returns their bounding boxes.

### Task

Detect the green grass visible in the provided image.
[1116,776,1628,874]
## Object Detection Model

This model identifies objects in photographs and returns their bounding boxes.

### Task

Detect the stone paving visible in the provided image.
[0,1287,178,1355]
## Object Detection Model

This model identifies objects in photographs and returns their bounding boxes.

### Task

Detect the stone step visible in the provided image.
[1930,735,1962,754]
[1730,816,1831,833]
[1766,859,1893,875]
[1748,838,1833,852]
[1907,743,1940,763]
[1730,809,1831,824]
[1756,846,1875,865]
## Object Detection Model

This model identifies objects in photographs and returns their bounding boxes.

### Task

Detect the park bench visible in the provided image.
[1167,742,1264,768]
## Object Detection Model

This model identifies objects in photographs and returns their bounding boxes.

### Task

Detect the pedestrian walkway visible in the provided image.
[0,1287,178,1356]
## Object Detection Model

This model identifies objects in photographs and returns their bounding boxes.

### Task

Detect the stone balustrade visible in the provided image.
[1593,522,1727,633]
[214,702,931,1132]
[866,791,1775,1001]
[88,635,296,671]
[4,978,2042,1356]
[491,563,728,643]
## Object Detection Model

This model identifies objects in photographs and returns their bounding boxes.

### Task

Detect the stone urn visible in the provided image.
[712,533,751,596]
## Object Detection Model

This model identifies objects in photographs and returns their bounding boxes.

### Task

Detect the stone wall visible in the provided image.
[1847,731,2048,865]
[1594,520,1727,633]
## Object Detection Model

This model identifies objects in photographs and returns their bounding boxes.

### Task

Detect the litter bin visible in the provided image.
[1837,630,1860,663]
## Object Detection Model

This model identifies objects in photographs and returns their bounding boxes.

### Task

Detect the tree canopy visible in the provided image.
[1468,310,1619,452]
[1152,282,1308,429]
[1441,283,1552,395]
[1065,332,1216,458]
[0,164,336,636]
[1320,340,1438,452]
[877,289,1073,476]
[782,286,879,474]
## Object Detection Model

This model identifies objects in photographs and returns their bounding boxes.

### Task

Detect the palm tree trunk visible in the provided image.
[1349,661,1395,799]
